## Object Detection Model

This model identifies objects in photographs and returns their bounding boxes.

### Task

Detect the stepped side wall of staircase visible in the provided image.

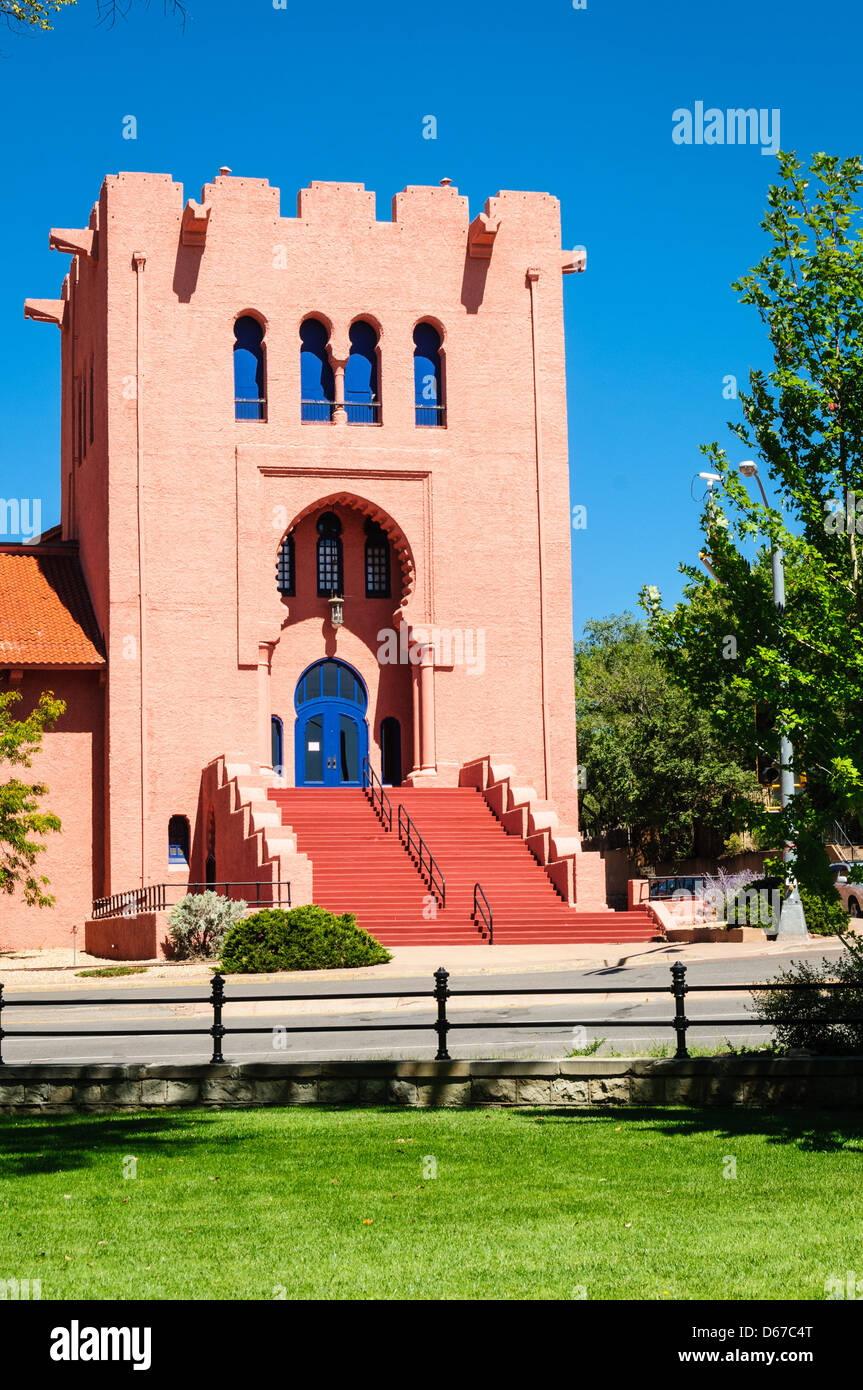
[202,756,313,908]
[459,755,609,911]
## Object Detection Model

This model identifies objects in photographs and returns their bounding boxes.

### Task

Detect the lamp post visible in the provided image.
[738,461,807,938]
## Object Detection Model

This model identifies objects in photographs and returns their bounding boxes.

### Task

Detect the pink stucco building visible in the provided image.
[1,169,655,952]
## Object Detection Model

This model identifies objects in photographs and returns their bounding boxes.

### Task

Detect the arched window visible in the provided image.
[234,316,266,420]
[276,532,295,596]
[345,320,380,424]
[414,322,444,426]
[300,318,335,422]
[271,715,284,776]
[168,815,190,866]
[316,511,343,596]
[364,518,390,598]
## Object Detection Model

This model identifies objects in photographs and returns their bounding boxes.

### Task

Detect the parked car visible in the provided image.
[830,862,863,918]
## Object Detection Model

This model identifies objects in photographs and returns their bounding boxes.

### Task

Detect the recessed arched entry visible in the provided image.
[294,658,369,787]
[380,716,402,786]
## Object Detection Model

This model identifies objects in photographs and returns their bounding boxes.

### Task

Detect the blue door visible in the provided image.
[294,659,369,787]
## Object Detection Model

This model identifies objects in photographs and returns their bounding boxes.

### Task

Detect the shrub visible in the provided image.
[799,886,849,936]
[220,904,391,973]
[752,934,863,1055]
[167,891,248,960]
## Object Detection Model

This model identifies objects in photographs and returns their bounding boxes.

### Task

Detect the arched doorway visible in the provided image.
[380,716,402,786]
[294,658,369,787]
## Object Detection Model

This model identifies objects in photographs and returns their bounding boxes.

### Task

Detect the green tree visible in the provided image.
[0,689,65,906]
[575,613,756,864]
[642,152,863,892]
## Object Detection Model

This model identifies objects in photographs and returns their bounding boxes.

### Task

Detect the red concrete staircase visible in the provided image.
[268,785,657,946]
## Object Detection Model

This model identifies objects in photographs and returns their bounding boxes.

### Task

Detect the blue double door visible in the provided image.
[294,659,369,788]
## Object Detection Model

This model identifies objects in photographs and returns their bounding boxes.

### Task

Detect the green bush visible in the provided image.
[220,904,391,973]
[799,886,849,936]
[167,891,248,960]
[752,934,863,1054]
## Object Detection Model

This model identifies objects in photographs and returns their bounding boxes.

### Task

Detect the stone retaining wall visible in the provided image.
[0,1057,860,1112]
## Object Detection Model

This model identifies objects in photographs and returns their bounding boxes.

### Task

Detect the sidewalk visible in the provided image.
[0,935,845,994]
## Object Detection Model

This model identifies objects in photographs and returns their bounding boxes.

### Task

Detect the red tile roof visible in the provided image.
[0,547,105,667]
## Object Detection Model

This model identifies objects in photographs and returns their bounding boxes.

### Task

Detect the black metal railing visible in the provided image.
[473,882,493,944]
[362,757,392,831]
[91,881,292,920]
[346,400,381,424]
[415,404,446,428]
[235,398,267,421]
[397,803,445,909]
[647,875,709,901]
[2,964,862,1066]
[301,399,334,422]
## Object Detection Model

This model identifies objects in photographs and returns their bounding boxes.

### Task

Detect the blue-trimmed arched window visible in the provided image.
[296,659,368,711]
[316,511,343,596]
[300,318,335,422]
[168,815,190,866]
[345,320,379,424]
[364,518,390,597]
[271,716,284,776]
[234,316,266,420]
[414,322,444,426]
[276,532,295,596]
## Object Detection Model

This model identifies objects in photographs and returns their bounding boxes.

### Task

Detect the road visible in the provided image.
[0,945,841,1065]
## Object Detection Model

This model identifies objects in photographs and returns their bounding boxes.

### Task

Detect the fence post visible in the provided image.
[433,966,451,1061]
[0,981,5,1066]
[210,972,227,1064]
[670,961,689,1059]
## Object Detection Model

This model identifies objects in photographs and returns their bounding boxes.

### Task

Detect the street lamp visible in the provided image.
[738,461,807,938]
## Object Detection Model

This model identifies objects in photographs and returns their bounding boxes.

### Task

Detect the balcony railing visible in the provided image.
[415,403,446,427]
[301,399,334,423]
[235,398,267,421]
[346,400,381,425]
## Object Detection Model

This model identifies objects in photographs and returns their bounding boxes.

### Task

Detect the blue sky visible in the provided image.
[0,0,858,633]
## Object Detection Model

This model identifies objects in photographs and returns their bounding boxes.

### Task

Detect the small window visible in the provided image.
[168,815,190,866]
[300,318,335,422]
[234,315,266,421]
[316,511,343,597]
[271,716,284,776]
[345,320,380,423]
[414,322,445,426]
[89,355,94,445]
[364,518,390,597]
[276,532,295,596]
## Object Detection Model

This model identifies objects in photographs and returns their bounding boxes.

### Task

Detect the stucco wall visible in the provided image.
[0,671,103,948]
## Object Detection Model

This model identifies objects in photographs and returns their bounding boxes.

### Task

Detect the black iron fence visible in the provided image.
[2,964,862,1066]
[91,882,293,920]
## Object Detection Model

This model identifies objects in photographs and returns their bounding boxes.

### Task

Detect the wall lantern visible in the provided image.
[328,594,345,628]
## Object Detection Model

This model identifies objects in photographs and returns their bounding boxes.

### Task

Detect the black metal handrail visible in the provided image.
[415,403,446,427]
[362,757,392,831]
[2,964,862,1066]
[235,398,267,421]
[398,803,445,909]
[91,881,292,920]
[473,882,493,944]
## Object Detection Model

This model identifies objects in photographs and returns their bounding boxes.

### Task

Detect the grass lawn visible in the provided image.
[0,1106,860,1300]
